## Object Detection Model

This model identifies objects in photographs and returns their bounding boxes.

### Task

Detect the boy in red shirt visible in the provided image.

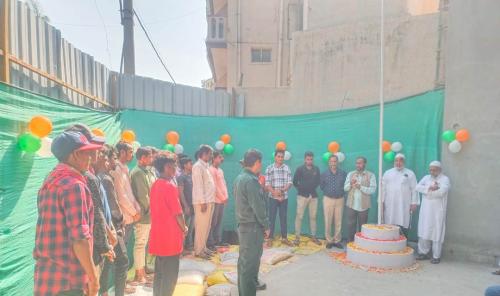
[149,154,188,296]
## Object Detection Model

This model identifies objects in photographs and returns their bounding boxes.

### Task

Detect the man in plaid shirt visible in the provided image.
[265,150,293,247]
[33,131,103,296]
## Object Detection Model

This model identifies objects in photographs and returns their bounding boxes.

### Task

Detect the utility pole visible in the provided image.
[121,0,135,75]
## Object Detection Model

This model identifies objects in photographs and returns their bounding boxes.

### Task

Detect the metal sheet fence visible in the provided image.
[1,0,243,116]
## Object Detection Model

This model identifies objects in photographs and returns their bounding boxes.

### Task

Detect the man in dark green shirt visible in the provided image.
[234,149,270,296]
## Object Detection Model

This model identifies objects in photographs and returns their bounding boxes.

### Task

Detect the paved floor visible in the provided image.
[123,251,499,296]
[259,251,498,296]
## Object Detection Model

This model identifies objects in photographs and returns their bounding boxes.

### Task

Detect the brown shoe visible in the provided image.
[293,238,300,246]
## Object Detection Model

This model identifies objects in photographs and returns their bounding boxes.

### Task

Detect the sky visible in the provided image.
[39,0,211,87]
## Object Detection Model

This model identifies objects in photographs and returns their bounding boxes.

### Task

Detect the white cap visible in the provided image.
[395,153,406,160]
[429,160,442,168]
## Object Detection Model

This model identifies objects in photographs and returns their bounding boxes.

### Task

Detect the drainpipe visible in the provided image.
[303,0,309,30]
[277,0,284,87]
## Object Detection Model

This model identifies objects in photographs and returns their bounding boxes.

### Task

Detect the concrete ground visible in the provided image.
[259,251,498,296]
[123,251,499,296]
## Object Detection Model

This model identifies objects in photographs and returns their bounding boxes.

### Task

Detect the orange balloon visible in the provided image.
[166,131,180,145]
[276,141,287,151]
[28,115,52,138]
[92,128,105,137]
[328,141,340,153]
[220,134,231,144]
[456,129,470,142]
[121,130,136,143]
[382,140,392,152]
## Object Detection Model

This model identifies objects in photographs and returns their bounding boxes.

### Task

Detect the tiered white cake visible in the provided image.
[346,224,415,269]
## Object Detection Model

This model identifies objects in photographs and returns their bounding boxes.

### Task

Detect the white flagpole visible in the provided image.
[377,0,385,225]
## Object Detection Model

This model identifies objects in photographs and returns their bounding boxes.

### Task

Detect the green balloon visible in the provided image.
[322,152,332,164]
[223,144,234,155]
[442,130,456,143]
[165,144,175,152]
[384,151,396,162]
[18,133,41,152]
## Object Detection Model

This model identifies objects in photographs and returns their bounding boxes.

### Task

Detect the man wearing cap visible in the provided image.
[34,131,103,296]
[234,149,270,296]
[415,161,450,264]
[382,153,418,237]
[66,125,115,272]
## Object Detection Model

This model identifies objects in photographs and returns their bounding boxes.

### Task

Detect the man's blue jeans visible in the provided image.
[268,198,288,239]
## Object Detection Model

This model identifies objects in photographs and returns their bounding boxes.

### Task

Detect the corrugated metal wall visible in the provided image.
[2,0,243,116]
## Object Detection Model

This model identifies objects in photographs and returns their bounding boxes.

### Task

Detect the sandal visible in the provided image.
[281,239,293,246]
[293,239,300,246]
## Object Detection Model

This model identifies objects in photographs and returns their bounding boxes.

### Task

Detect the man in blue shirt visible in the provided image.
[320,154,347,249]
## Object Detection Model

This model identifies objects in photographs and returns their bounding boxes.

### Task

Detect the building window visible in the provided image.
[251,48,272,63]
[211,18,217,39]
[208,17,225,42]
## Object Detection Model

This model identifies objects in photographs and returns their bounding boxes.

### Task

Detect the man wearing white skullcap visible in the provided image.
[416,161,450,264]
[382,153,418,237]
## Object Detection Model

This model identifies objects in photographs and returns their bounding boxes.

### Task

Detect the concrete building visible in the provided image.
[206,0,445,115]
[442,0,500,263]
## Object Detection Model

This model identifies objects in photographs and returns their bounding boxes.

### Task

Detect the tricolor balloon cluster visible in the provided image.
[18,115,53,157]
[274,141,292,160]
[442,129,470,153]
[322,141,345,163]
[215,134,234,155]
[121,130,141,152]
[162,131,184,154]
[381,140,403,162]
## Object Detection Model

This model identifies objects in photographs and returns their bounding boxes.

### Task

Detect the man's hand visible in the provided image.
[87,275,100,296]
[354,183,361,189]
[410,204,418,213]
[264,229,270,239]
[201,203,208,213]
[350,178,357,187]
[133,213,141,222]
[183,226,189,235]
[107,228,118,247]
[272,190,282,199]
[102,249,115,262]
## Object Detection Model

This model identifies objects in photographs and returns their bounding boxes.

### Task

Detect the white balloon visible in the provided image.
[174,144,184,154]
[335,152,346,163]
[132,141,141,153]
[215,140,225,151]
[448,140,462,153]
[284,151,292,161]
[391,142,403,153]
[37,137,53,158]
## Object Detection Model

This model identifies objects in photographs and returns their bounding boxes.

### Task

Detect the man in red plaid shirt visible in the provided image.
[33,131,103,296]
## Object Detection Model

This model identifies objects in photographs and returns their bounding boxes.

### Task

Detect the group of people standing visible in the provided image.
[32,124,450,296]
[33,125,229,296]
[235,149,451,295]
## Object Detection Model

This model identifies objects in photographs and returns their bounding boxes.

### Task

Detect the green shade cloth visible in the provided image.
[0,82,443,295]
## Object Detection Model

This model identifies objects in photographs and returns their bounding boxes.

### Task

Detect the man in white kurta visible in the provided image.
[382,153,418,236]
[416,161,450,264]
